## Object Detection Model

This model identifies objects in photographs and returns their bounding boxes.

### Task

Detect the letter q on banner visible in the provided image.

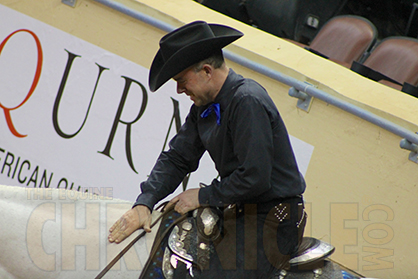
[0,29,43,138]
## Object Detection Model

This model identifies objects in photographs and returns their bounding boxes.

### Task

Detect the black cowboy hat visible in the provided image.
[148,21,243,92]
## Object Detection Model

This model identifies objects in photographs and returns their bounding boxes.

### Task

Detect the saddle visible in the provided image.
[280,236,335,278]
[139,205,335,279]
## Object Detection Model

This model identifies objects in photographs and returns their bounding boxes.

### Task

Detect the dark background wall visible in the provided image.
[196,0,418,44]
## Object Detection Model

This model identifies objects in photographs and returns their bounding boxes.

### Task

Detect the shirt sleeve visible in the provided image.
[199,90,275,206]
[133,105,206,210]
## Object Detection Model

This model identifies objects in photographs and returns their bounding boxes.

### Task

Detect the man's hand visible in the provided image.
[167,188,200,215]
[108,205,151,244]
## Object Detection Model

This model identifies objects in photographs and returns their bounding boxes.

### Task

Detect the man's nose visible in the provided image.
[177,83,185,94]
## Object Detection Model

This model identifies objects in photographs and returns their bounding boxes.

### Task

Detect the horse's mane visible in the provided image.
[0,184,131,204]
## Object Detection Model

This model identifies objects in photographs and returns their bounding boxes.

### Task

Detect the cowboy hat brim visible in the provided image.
[149,23,243,92]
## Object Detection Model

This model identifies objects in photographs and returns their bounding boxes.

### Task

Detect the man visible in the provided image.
[109,21,306,278]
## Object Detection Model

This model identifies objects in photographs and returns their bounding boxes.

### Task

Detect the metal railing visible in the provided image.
[88,0,418,163]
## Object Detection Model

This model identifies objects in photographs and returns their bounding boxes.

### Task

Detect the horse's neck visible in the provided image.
[0,184,159,279]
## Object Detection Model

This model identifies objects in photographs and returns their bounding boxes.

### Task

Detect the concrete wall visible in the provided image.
[2,0,418,278]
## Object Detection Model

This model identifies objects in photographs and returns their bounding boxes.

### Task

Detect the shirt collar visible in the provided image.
[213,68,245,110]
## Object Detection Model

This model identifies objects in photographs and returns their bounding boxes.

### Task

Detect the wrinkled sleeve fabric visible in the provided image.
[133,105,205,210]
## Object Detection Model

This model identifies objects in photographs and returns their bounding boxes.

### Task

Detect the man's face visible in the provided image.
[173,66,213,107]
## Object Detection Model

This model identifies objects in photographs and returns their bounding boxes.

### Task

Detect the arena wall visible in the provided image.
[2,0,418,278]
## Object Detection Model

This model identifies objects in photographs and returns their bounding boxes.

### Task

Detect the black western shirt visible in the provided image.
[134,69,306,209]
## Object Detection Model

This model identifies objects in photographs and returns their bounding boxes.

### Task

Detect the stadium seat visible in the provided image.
[288,15,377,67]
[362,36,418,87]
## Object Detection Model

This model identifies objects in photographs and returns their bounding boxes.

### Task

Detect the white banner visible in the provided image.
[0,4,313,204]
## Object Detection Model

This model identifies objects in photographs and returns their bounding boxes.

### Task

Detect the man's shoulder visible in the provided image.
[232,78,269,102]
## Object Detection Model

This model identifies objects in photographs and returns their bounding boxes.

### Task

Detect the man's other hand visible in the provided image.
[167,188,200,215]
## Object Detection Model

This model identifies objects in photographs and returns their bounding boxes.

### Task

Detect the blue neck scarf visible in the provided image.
[200,103,221,125]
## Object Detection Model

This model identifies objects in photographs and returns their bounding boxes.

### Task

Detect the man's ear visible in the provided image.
[202,64,213,77]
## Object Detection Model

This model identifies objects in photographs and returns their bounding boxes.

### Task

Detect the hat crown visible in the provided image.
[159,21,215,61]
[149,21,243,92]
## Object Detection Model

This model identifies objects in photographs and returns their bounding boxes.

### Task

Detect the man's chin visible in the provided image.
[193,100,204,107]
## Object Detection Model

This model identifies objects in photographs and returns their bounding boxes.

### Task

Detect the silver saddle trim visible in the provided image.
[200,207,219,236]
[168,223,194,263]
[163,208,220,278]
[164,222,195,279]
[289,237,335,266]
[162,248,194,279]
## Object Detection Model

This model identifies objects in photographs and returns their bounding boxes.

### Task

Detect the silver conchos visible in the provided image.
[200,207,219,236]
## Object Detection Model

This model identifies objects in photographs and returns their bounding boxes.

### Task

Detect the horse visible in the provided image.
[0,184,351,279]
[0,184,160,279]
